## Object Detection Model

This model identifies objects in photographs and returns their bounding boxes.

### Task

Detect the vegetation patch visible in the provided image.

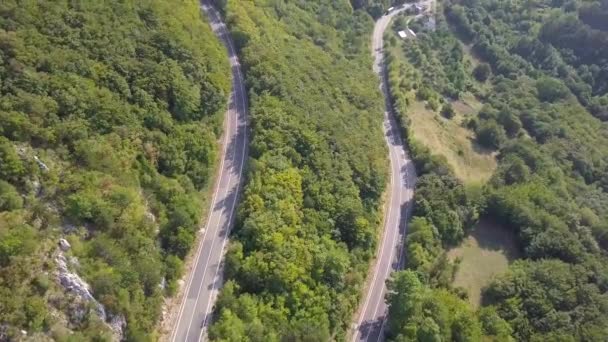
[208,1,388,340]
[386,17,496,185]
[0,0,230,338]
[407,100,496,184]
[447,219,519,307]
[386,0,608,340]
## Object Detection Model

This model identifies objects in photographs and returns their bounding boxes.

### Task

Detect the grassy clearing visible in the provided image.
[447,219,520,308]
[386,26,496,185]
[407,99,497,184]
[453,92,484,114]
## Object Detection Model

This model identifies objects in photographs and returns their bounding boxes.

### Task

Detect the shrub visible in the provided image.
[476,120,506,150]
[473,63,491,82]
[441,103,456,119]
[536,77,569,102]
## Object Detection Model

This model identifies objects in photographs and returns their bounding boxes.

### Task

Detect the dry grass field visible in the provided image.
[407,98,497,185]
[447,219,520,307]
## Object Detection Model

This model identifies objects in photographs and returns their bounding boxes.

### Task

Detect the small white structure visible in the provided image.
[398,30,407,39]
[408,28,417,37]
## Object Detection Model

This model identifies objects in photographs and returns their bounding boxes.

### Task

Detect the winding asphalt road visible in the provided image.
[169,1,248,341]
[352,6,418,342]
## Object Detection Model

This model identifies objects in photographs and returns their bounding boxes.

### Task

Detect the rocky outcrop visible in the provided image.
[33,156,50,172]
[58,238,71,252]
[55,252,106,322]
[55,250,126,340]
[109,314,127,339]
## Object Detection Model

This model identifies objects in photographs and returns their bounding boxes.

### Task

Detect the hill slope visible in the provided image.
[384,0,608,341]
[0,0,229,339]
[208,0,389,340]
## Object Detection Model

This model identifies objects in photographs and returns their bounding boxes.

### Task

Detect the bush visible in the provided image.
[536,77,569,102]
[473,63,491,82]
[441,103,456,119]
[367,4,384,19]
[476,120,506,150]
[0,138,25,183]
[498,110,522,137]
[0,181,23,211]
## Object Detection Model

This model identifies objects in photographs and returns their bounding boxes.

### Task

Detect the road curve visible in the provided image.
[169,1,248,341]
[352,6,417,342]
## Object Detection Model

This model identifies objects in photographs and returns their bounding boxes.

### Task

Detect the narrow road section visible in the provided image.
[169,1,248,341]
[352,5,417,342]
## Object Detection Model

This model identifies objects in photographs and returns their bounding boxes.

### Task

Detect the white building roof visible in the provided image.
[398,30,407,39]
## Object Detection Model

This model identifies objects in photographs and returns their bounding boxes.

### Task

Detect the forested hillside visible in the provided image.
[448,0,608,120]
[208,0,388,340]
[0,0,229,339]
[384,0,608,340]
